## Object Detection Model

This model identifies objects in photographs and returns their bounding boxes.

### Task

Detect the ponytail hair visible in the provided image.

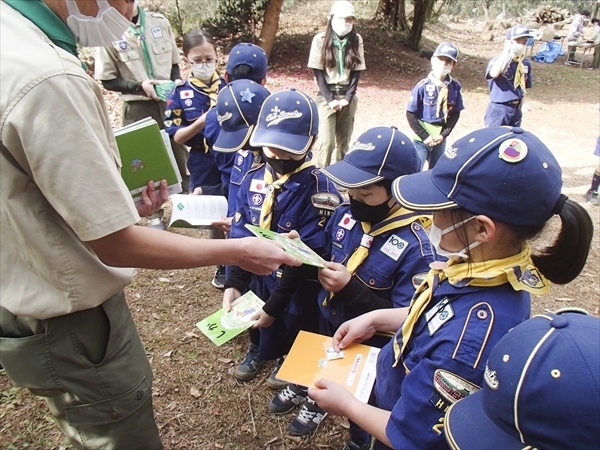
[322,19,362,71]
[530,198,593,284]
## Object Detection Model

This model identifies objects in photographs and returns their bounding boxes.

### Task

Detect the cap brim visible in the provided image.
[445,394,525,450]
[320,160,383,188]
[213,126,253,153]
[392,171,457,211]
[249,127,311,155]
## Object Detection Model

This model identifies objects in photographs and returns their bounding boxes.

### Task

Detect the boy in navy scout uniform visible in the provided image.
[203,43,269,202]
[94,2,189,192]
[407,42,464,170]
[445,312,600,450]
[307,127,594,449]
[485,26,533,127]
[258,126,434,446]
[222,89,342,386]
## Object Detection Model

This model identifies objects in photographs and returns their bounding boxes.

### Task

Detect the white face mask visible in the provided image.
[66,0,132,47]
[331,17,353,37]
[511,43,526,57]
[432,63,452,79]
[428,216,480,261]
[191,62,216,81]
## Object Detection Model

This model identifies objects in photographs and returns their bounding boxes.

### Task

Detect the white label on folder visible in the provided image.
[346,353,363,387]
[354,347,380,403]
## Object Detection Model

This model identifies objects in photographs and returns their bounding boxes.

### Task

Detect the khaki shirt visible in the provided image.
[1,3,139,319]
[307,31,366,86]
[95,10,180,102]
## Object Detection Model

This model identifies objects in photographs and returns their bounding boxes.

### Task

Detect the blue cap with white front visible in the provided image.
[506,25,533,40]
[213,80,270,153]
[391,127,562,227]
[433,42,459,62]
[445,312,600,449]
[226,43,268,80]
[321,126,419,188]
[249,88,319,155]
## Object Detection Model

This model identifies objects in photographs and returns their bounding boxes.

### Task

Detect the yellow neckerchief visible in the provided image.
[513,56,526,93]
[428,73,451,122]
[392,244,548,366]
[322,209,431,306]
[189,72,220,108]
[259,161,315,230]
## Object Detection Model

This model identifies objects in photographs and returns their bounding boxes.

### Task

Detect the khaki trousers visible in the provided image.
[0,292,162,450]
[314,94,358,168]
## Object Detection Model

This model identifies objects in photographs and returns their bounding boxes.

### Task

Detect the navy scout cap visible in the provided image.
[321,126,419,188]
[433,42,459,62]
[213,80,270,153]
[391,127,562,227]
[445,312,600,450]
[249,88,318,155]
[506,25,533,40]
[226,43,268,80]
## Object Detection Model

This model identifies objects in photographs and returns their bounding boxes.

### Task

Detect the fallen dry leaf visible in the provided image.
[190,387,201,398]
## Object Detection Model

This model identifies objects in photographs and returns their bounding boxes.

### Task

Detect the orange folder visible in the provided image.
[276,330,380,403]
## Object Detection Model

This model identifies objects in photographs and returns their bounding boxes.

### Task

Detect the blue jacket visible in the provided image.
[486,58,532,103]
[374,281,531,449]
[319,205,434,331]
[204,107,235,187]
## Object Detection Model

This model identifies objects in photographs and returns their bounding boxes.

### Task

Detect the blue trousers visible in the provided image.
[484,101,523,127]
[413,139,447,171]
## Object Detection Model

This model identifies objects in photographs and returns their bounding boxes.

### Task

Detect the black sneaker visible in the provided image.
[211,265,226,289]
[585,189,599,205]
[234,343,263,381]
[266,357,288,390]
[268,384,308,414]
[287,397,327,436]
[342,437,373,450]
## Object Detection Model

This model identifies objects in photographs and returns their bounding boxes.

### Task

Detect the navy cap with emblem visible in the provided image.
[213,79,270,153]
[320,126,419,188]
[433,42,459,62]
[249,88,319,155]
[444,312,600,450]
[391,127,562,227]
[226,43,268,80]
[506,25,533,40]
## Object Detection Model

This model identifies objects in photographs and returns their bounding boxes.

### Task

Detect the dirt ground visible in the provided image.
[1,1,599,449]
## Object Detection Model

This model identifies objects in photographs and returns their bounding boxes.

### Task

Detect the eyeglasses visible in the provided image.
[188,59,216,67]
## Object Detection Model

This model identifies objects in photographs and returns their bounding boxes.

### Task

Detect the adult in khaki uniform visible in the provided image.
[95,3,190,192]
[0,1,300,448]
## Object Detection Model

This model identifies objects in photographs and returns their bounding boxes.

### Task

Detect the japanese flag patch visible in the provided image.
[180,90,194,99]
[380,234,408,261]
[250,179,267,194]
[338,213,356,230]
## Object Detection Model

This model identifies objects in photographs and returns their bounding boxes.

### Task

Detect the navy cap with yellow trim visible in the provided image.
[213,79,270,153]
[320,126,419,188]
[391,127,562,227]
[444,312,600,450]
[226,43,268,80]
[249,88,318,155]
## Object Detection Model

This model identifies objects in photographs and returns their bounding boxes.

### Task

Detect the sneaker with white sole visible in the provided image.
[585,189,599,205]
[211,265,226,289]
[266,357,288,390]
[234,343,263,381]
[287,397,327,436]
[268,384,308,414]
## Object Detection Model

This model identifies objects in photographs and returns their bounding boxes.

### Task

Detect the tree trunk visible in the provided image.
[257,0,284,59]
[407,0,433,50]
[397,0,409,31]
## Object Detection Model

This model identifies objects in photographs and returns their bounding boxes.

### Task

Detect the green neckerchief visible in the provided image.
[3,0,85,69]
[332,34,348,77]
[128,8,155,78]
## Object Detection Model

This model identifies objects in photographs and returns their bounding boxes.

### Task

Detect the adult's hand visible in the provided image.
[222,287,241,312]
[235,237,301,275]
[338,99,349,109]
[328,100,340,111]
[141,79,160,100]
[136,179,168,217]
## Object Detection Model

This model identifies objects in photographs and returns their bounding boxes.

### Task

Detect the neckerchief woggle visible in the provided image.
[322,209,431,306]
[259,161,315,230]
[392,244,549,366]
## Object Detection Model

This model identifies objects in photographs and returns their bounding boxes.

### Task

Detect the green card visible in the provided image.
[244,224,327,268]
[196,291,265,346]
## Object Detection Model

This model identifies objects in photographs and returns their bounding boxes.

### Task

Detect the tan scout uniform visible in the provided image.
[95,9,189,192]
[308,32,366,167]
[0,3,161,448]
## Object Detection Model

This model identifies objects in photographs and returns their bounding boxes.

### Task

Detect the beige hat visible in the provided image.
[330,1,356,18]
